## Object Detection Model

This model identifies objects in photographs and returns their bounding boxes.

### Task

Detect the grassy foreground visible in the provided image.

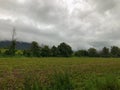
[0,57,120,90]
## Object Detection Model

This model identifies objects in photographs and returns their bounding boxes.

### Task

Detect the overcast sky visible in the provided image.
[0,0,120,50]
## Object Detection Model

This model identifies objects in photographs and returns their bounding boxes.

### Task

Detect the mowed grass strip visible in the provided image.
[0,57,120,89]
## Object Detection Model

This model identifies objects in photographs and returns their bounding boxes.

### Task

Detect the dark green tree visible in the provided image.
[23,50,32,57]
[30,41,41,57]
[5,40,16,56]
[58,42,73,57]
[101,47,110,57]
[51,46,59,57]
[41,45,51,57]
[111,46,120,57]
[88,48,98,57]
[75,50,88,57]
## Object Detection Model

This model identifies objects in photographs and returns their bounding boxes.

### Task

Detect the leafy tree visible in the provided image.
[23,50,32,57]
[5,40,16,56]
[88,48,98,57]
[58,42,73,57]
[101,47,110,57]
[41,45,51,57]
[15,50,23,56]
[51,46,59,57]
[111,46,120,57]
[30,41,41,57]
[75,50,88,57]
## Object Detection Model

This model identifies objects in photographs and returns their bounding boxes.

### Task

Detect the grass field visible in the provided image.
[0,57,120,90]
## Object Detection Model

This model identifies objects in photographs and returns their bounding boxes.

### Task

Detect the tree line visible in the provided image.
[1,40,120,57]
[75,46,120,57]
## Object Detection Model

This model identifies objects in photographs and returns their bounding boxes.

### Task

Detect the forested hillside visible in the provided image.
[0,41,31,50]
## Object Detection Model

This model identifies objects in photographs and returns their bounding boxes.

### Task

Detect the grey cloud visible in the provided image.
[0,0,120,50]
[90,0,117,13]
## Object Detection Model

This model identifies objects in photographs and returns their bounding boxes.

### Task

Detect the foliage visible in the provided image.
[23,50,32,57]
[41,45,51,57]
[30,41,41,57]
[101,47,110,57]
[58,42,73,57]
[51,46,59,57]
[111,46,120,57]
[4,40,16,56]
[75,50,88,57]
[88,48,98,57]
[15,50,23,56]
[2,40,120,57]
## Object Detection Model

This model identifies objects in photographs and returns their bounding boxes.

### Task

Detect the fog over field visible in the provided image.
[0,0,120,50]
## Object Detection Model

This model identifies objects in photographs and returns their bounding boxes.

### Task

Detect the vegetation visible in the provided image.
[75,50,88,57]
[4,40,16,56]
[30,41,41,57]
[0,58,120,89]
[1,40,120,58]
[1,40,120,89]
[84,75,120,90]
[58,42,73,57]
[23,72,74,90]
[101,47,110,57]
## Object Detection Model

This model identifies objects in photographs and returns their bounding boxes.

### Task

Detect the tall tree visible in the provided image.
[88,48,98,57]
[51,46,58,57]
[30,41,41,57]
[41,45,51,57]
[111,46,120,57]
[58,42,73,57]
[101,47,110,57]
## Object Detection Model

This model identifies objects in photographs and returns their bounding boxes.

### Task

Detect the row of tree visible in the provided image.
[75,46,120,57]
[3,41,73,57]
[2,41,120,57]
[23,41,73,57]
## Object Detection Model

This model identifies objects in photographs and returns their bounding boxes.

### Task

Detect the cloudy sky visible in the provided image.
[0,0,120,50]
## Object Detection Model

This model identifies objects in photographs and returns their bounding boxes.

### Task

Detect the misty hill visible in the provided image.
[0,41,31,50]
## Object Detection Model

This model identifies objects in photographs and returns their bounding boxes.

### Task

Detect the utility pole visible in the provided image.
[5,27,17,56]
[10,27,16,56]
[12,27,16,41]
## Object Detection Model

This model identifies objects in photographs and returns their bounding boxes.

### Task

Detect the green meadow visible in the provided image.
[0,57,120,90]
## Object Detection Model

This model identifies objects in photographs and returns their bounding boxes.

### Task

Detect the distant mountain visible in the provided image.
[0,41,31,50]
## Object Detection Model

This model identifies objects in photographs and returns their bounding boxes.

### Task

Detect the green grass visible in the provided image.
[0,57,120,89]
[23,71,74,90]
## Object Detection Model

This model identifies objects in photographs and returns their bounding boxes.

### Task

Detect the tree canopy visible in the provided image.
[2,40,120,58]
[58,42,73,57]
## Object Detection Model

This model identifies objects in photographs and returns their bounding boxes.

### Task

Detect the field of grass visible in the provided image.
[0,57,120,90]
